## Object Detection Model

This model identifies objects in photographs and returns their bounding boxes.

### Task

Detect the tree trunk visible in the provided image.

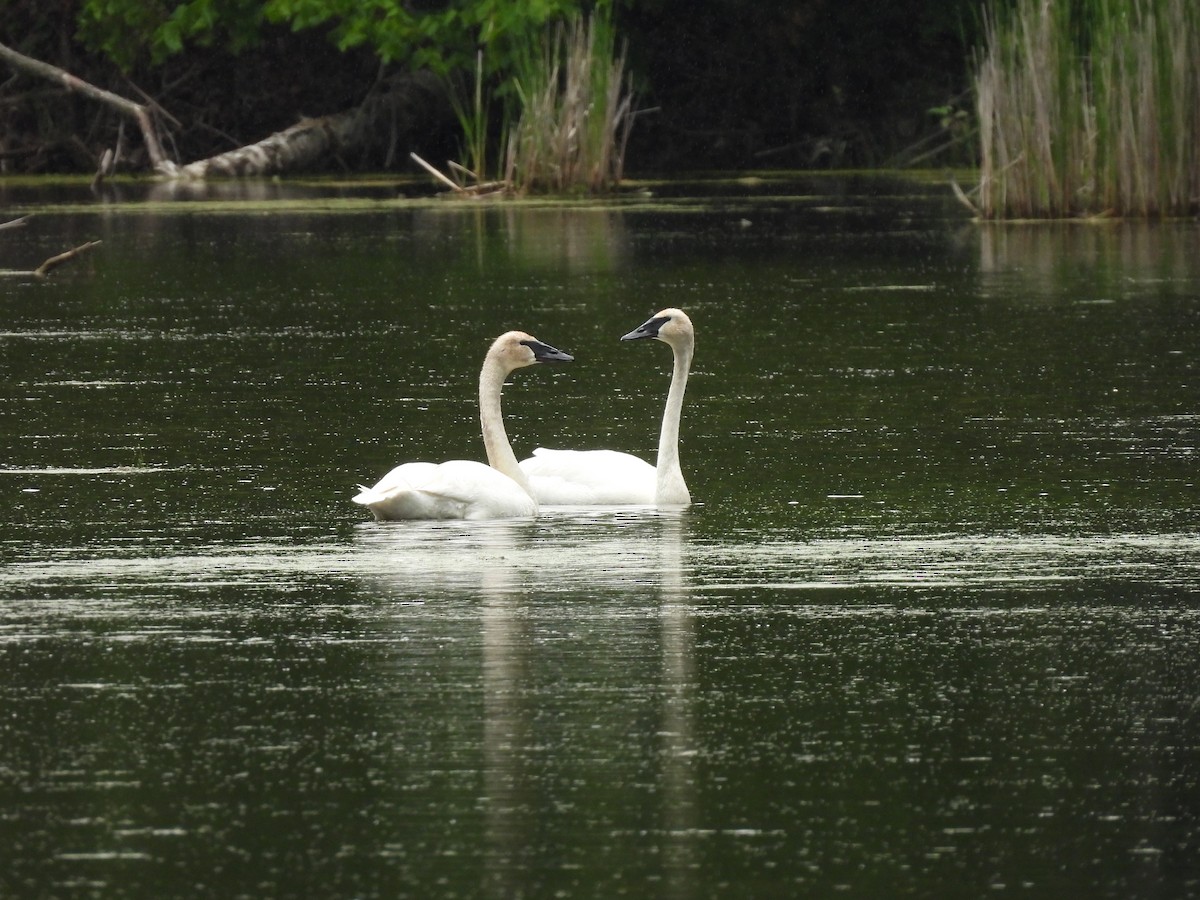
[161,115,356,179]
[1,40,447,180]
[165,71,445,179]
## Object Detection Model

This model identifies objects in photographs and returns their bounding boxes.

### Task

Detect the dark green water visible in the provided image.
[1,175,1197,898]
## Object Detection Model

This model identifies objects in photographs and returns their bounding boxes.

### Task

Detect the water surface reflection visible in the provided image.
[1,176,1198,898]
[3,513,1196,897]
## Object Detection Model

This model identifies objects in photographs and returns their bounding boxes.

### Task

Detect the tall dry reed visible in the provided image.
[974,0,1199,218]
[503,12,635,195]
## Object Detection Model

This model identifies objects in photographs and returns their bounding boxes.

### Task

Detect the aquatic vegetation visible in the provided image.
[444,11,635,196]
[973,0,1200,218]
[503,11,635,195]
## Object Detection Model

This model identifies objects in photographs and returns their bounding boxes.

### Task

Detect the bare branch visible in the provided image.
[0,40,170,172]
[33,240,102,278]
[410,152,466,192]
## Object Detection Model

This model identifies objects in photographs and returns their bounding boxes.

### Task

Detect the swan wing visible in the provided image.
[519,448,656,505]
[354,459,537,520]
[421,460,538,520]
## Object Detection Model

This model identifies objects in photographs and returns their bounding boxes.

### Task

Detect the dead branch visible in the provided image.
[950,178,979,216]
[0,40,169,172]
[91,147,116,189]
[411,152,510,198]
[410,152,466,192]
[34,240,101,277]
[0,215,31,231]
[0,240,101,280]
[2,45,447,180]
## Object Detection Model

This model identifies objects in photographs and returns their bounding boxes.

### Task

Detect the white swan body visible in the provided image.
[353,332,573,521]
[519,448,657,505]
[519,308,693,507]
[351,460,534,520]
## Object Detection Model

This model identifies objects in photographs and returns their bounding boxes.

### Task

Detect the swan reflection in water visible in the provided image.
[353,507,690,596]
[353,508,697,895]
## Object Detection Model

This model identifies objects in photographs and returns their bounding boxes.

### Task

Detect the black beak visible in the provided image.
[522,339,574,363]
[621,315,669,342]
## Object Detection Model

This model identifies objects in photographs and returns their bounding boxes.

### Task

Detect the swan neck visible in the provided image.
[479,358,534,496]
[656,337,692,504]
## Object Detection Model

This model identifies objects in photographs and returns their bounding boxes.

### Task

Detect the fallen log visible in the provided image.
[1,42,447,180]
[163,71,446,180]
[164,113,361,179]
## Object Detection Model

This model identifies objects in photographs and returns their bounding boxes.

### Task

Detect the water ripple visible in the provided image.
[3,522,1196,597]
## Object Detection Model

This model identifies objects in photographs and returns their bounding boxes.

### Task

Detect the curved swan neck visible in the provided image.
[656,334,692,504]
[479,357,534,496]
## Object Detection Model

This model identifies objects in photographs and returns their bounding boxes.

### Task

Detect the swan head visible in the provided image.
[620,308,693,348]
[489,331,574,371]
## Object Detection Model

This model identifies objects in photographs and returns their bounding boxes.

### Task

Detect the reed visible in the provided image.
[974,0,1199,218]
[447,50,492,185]
[503,11,635,195]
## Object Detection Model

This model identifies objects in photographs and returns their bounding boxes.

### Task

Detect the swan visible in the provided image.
[353,331,573,520]
[518,308,693,506]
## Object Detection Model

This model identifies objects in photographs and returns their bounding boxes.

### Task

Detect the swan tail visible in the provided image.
[352,485,385,505]
[353,460,536,520]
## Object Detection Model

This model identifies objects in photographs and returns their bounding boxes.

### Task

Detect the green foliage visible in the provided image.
[76,0,592,74]
[77,0,265,68]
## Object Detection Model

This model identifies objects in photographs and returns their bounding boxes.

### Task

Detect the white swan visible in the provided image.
[519,308,693,506]
[353,331,573,520]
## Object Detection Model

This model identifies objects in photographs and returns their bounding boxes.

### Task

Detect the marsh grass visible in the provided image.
[443,12,634,196]
[503,13,634,194]
[447,51,493,186]
[974,0,1199,218]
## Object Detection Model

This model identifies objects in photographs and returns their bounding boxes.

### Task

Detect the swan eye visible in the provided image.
[521,339,574,364]
[641,316,671,336]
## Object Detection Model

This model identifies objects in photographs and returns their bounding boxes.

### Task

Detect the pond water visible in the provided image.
[1,175,1197,898]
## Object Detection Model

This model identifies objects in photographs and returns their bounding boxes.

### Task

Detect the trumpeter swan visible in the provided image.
[519,308,693,506]
[353,331,573,520]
